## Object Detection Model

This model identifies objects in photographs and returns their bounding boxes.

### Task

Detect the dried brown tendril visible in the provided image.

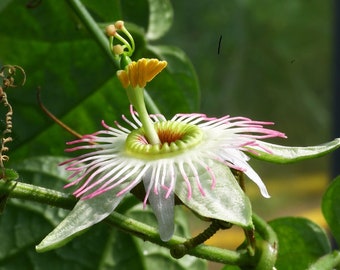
[0,65,26,177]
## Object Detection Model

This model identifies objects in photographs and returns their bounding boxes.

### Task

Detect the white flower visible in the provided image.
[60,106,286,241]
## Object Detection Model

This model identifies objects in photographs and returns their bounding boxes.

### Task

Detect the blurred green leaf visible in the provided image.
[322,176,340,246]
[146,0,173,40]
[13,156,68,183]
[147,45,200,116]
[0,1,115,152]
[269,217,331,270]
[1,168,19,181]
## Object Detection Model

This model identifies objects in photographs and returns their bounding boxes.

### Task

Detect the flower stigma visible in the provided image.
[106,21,167,146]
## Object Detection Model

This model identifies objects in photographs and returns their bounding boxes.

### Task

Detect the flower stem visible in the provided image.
[252,213,278,270]
[66,0,119,67]
[0,180,76,209]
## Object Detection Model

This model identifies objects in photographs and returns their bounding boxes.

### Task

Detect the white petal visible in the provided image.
[175,160,253,228]
[36,187,127,252]
[143,171,175,241]
[242,163,270,198]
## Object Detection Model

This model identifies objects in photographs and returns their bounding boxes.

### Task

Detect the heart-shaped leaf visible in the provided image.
[322,176,340,246]
[269,217,331,270]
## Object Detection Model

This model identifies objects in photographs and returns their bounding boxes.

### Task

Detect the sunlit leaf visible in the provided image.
[146,0,173,40]
[322,176,340,246]
[269,217,331,270]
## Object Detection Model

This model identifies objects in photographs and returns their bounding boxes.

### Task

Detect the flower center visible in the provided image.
[125,121,203,159]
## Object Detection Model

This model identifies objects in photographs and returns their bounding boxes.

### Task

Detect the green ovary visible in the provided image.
[125,121,203,159]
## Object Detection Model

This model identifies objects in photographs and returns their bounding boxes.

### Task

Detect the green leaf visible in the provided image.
[146,0,173,40]
[269,217,331,270]
[322,176,340,246]
[307,250,340,270]
[248,138,340,163]
[0,203,145,270]
[97,228,146,270]
[175,161,253,229]
[0,1,115,153]
[13,156,69,183]
[147,44,201,115]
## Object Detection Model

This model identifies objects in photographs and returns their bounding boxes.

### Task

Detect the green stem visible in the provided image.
[66,0,119,67]
[0,179,266,265]
[252,214,278,270]
[0,180,76,209]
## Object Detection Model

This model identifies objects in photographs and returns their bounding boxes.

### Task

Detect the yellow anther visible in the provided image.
[117,58,167,89]
[114,20,125,30]
[106,24,116,37]
[112,45,124,55]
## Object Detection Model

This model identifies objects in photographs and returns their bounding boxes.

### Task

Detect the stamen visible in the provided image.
[165,164,176,199]
[178,162,192,199]
[116,165,151,196]
[143,168,156,208]
[129,105,143,127]
[188,160,205,196]
[197,159,216,189]
[121,115,139,130]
